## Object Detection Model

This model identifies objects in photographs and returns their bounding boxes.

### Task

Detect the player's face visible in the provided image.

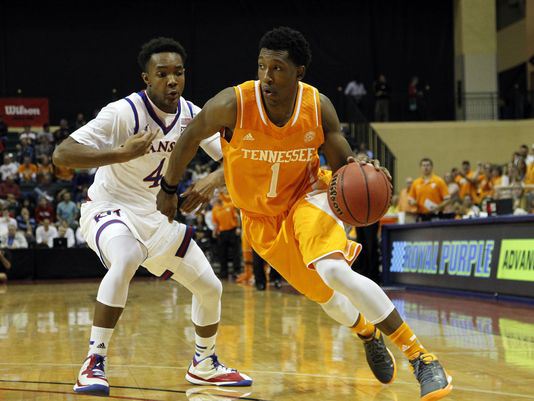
[143,52,185,113]
[258,49,304,107]
[421,161,433,175]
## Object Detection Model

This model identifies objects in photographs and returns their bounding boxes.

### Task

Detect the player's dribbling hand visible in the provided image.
[347,155,392,181]
[156,189,178,223]
[121,127,161,161]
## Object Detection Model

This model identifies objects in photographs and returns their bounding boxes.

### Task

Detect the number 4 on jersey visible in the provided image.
[143,159,165,188]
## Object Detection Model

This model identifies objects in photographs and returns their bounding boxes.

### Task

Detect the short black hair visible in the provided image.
[259,27,312,69]
[420,158,433,166]
[137,37,187,71]
[462,160,470,165]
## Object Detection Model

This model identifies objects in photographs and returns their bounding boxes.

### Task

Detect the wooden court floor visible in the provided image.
[1,279,534,401]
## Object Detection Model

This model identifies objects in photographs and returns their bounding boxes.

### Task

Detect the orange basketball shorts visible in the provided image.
[241,191,361,303]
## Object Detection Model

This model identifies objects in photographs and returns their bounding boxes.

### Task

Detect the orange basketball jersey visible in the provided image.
[221,80,324,217]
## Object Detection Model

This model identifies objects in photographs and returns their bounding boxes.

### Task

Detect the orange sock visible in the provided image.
[350,314,375,338]
[389,322,427,360]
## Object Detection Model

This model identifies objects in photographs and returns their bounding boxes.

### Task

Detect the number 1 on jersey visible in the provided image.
[267,162,280,198]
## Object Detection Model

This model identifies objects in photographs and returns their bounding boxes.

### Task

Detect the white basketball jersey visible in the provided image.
[70,91,221,215]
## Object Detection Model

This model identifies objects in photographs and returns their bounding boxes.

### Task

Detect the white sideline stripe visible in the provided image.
[2,362,534,399]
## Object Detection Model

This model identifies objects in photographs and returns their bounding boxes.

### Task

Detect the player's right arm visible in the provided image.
[157,87,237,222]
[52,104,158,168]
[53,131,158,168]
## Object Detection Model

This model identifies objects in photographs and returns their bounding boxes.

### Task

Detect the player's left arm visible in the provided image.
[320,94,354,173]
[319,94,390,178]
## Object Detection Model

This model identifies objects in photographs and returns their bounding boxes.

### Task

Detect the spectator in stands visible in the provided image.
[517,157,527,180]
[34,173,57,202]
[19,125,37,144]
[212,197,241,279]
[35,218,58,248]
[75,226,87,247]
[490,165,505,190]
[408,76,423,120]
[409,158,450,221]
[74,113,87,130]
[54,162,75,183]
[0,223,28,249]
[56,192,78,228]
[373,74,391,122]
[527,144,534,166]
[524,162,534,206]
[37,123,55,143]
[344,75,366,109]
[461,195,480,218]
[37,155,55,183]
[0,209,17,237]
[442,172,459,219]
[477,163,493,201]
[35,197,55,223]
[398,177,417,222]
[357,143,373,159]
[53,118,70,144]
[16,207,36,245]
[0,177,21,200]
[457,160,480,202]
[18,198,34,216]
[4,194,19,216]
[57,220,75,248]
[35,134,55,160]
[0,154,19,181]
[18,156,38,183]
[386,195,399,215]
[15,137,35,163]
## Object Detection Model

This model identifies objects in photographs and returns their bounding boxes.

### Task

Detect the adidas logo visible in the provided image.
[401,344,410,352]
[96,343,106,349]
[243,133,255,141]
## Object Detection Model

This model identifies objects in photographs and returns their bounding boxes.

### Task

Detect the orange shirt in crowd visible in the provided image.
[478,175,493,201]
[219,192,233,206]
[212,202,239,232]
[525,164,534,185]
[18,163,38,181]
[37,163,54,176]
[398,188,417,213]
[456,170,481,201]
[54,165,75,181]
[409,174,449,214]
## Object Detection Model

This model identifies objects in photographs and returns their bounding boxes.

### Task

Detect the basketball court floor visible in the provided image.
[1,279,534,400]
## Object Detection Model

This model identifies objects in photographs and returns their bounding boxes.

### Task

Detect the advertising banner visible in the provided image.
[382,216,534,298]
[0,98,49,127]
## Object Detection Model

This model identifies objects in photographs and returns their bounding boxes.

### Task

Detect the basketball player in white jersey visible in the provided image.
[53,37,251,396]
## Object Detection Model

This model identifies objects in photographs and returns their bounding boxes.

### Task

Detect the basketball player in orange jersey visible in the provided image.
[158,27,452,400]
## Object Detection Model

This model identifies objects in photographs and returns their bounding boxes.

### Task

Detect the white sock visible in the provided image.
[88,326,114,357]
[194,333,217,361]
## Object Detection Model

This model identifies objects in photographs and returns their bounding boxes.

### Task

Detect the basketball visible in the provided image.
[328,163,392,227]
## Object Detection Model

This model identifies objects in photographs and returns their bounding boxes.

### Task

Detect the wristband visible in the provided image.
[160,177,178,195]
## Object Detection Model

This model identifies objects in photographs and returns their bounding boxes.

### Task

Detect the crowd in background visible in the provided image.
[0,115,532,289]
[389,144,534,223]
[0,116,92,249]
